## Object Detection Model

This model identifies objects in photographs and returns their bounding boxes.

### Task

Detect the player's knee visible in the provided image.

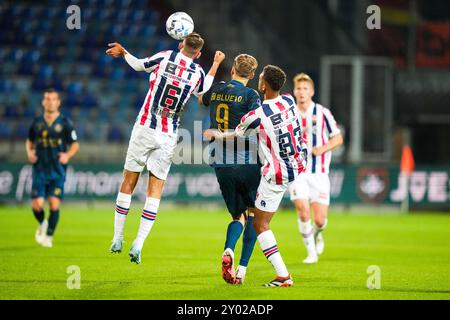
[120,181,135,194]
[314,216,326,229]
[295,200,310,218]
[49,204,60,211]
[252,219,269,235]
[31,202,43,212]
[234,212,246,226]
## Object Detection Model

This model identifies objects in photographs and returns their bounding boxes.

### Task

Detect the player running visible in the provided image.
[199,54,260,285]
[288,73,343,264]
[105,33,225,264]
[26,88,80,248]
[205,65,307,287]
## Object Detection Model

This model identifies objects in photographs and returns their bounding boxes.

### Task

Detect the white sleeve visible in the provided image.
[124,52,146,72]
[192,69,207,97]
[323,108,341,137]
[202,75,214,93]
[124,51,167,73]
[235,110,261,137]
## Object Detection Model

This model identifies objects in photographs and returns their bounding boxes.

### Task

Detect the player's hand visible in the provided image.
[106,42,126,58]
[59,152,70,165]
[203,129,218,141]
[213,51,226,64]
[312,146,325,156]
[27,150,38,164]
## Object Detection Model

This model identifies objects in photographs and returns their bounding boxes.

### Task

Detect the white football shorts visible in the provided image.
[288,173,330,205]
[255,177,289,212]
[124,123,177,180]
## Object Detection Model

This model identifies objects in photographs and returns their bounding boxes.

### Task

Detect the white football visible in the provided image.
[166,12,194,40]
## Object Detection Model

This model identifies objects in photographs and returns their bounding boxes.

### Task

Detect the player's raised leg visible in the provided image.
[31,197,47,245]
[236,210,257,284]
[110,170,139,253]
[253,207,293,287]
[129,172,164,264]
[311,202,328,255]
[293,199,318,264]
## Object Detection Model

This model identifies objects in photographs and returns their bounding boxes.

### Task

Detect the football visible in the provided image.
[165,12,194,40]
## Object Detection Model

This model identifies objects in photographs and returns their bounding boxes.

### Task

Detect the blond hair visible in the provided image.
[183,32,204,55]
[233,54,258,79]
[293,73,315,89]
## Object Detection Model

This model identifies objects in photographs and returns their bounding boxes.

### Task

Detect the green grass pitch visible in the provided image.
[0,205,449,300]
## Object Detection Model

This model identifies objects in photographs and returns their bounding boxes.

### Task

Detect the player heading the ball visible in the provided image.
[106,33,225,264]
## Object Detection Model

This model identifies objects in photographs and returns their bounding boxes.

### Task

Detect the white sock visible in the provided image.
[236,265,247,278]
[257,230,289,277]
[314,219,328,232]
[314,219,328,236]
[298,219,317,257]
[134,197,160,250]
[113,192,131,241]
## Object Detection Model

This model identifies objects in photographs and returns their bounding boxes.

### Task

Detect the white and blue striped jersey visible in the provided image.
[235,94,307,185]
[136,50,206,134]
[299,102,340,174]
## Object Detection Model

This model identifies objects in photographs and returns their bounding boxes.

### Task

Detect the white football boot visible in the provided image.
[35,220,48,245]
[302,254,318,264]
[41,235,53,248]
[315,232,325,255]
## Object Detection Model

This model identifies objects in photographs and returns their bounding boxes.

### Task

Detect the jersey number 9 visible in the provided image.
[216,103,229,131]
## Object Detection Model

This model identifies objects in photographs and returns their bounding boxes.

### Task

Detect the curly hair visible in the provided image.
[262,65,286,91]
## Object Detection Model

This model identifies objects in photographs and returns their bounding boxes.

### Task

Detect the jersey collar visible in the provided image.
[230,79,244,87]
[179,51,194,62]
[43,113,61,128]
[263,95,282,104]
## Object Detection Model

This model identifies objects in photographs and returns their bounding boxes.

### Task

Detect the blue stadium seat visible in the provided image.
[0,0,171,142]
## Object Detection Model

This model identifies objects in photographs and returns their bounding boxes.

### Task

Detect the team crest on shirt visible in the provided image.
[54,124,63,133]
[311,115,318,134]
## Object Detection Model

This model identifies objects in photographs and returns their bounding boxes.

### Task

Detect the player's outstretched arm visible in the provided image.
[206,51,225,78]
[106,42,146,71]
[203,129,236,141]
[200,51,225,95]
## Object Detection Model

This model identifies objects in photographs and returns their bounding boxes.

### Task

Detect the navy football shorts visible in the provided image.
[214,164,261,218]
[31,175,65,199]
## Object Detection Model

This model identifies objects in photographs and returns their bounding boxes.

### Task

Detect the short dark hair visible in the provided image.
[262,65,286,92]
[183,32,204,54]
[43,88,59,97]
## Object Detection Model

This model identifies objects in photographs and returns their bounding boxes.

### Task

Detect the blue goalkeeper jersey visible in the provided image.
[202,80,261,167]
[28,114,78,179]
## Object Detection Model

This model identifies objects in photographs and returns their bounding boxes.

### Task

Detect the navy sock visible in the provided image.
[32,209,44,224]
[224,220,244,251]
[239,216,257,267]
[47,209,60,236]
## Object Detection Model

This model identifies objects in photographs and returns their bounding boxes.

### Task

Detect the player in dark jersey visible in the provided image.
[26,88,79,248]
[199,54,261,284]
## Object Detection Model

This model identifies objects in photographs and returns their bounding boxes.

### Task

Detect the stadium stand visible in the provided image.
[0,0,208,144]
